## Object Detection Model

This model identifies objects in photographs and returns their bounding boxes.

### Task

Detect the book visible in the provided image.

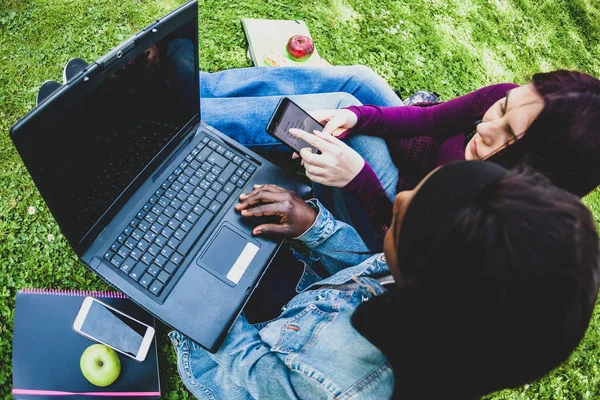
[12,289,161,399]
[241,18,331,67]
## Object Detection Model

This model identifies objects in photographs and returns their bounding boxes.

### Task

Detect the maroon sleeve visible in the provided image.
[342,162,393,241]
[344,83,520,140]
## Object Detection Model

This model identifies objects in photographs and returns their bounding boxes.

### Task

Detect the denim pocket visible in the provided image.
[270,304,335,354]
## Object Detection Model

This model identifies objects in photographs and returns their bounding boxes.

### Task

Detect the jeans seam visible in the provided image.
[337,362,392,400]
[171,333,217,399]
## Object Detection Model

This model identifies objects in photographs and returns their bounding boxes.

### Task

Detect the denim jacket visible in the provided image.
[169,199,394,399]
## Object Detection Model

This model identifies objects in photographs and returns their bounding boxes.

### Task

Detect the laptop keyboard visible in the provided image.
[102,134,257,298]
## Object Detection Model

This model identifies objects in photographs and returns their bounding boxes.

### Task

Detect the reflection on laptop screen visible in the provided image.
[24,21,198,247]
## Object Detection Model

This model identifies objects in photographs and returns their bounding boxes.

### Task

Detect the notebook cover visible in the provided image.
[12,289,161,399]
[241,18,331,67]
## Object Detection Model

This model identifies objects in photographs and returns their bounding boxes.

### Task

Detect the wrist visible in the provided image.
[342,155,365,187]
[338,107,361,138]
[342,161,373,192]
[344,106,361,127]
[351,157,365,179]
[294,201,320,240]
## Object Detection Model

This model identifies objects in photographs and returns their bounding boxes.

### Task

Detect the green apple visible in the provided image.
[80,344,121,387]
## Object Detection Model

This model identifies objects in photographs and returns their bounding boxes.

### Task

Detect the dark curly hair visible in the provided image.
[352,165,600,399]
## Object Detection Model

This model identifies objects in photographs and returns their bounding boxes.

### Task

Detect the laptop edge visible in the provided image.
[9,0,311,352]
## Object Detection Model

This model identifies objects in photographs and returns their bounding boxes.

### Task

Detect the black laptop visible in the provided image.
[9,0,310,353]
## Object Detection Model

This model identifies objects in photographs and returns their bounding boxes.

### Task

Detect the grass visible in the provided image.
[1,0,599,398]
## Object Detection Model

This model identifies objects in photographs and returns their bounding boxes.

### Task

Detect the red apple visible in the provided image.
[286,35,314,61]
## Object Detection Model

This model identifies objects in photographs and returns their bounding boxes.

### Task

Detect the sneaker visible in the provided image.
[393,89,404,102]
[36,80,62,106]
[403,90,441,106]
[62,58,89,84]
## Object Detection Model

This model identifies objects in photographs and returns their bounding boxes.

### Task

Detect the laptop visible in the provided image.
[9,0,311,353]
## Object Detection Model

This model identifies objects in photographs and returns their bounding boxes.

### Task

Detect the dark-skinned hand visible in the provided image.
[235,184,317,237]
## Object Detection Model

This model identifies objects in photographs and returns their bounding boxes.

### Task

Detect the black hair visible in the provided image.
[352,166,600,399]
[488,70,600,198]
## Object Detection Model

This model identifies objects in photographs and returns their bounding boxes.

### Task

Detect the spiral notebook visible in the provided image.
[12,289,161,399]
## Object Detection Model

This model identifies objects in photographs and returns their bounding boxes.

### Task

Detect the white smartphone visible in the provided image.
[72,296,155,362]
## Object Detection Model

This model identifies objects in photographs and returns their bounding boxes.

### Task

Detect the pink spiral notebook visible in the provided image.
[12,289,161,399]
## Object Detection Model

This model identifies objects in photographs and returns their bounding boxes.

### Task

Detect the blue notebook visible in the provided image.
[12,289,161,399]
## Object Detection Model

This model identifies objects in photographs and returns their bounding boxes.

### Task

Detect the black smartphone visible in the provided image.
[266,97,322,154]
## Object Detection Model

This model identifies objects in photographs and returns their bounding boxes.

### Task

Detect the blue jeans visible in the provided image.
[199,65,404,152]
[199,65,401,249]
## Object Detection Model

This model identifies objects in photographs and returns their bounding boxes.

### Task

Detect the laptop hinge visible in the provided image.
[97,40,137,70]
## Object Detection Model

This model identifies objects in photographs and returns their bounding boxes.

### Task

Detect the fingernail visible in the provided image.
[254,230,261,235]
[254,184,263,188]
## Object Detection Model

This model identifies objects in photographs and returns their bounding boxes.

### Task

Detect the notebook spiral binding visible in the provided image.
[19,288,127,298]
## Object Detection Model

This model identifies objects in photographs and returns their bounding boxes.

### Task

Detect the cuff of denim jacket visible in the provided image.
[294,199,333,248]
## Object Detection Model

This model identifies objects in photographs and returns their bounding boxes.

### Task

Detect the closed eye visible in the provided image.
[507,125,517,140]
[499,92,517,140]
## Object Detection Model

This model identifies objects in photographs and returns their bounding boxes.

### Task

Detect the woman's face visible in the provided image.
[383,168,439,283]
[464,83,544,160]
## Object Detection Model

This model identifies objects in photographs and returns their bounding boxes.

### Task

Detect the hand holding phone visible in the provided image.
[288,128,365,188]
[266,97,323,154]
[307,109,357,138]
[266,97,364,187]
[73,297,155,362]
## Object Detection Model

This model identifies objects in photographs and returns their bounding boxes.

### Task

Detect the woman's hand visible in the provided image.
[292,108,358,159]
[235,184,317,237]
[290,128,365,187]
[309,109,358,137]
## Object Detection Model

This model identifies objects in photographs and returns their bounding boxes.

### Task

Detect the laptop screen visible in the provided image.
[11,11,199,253]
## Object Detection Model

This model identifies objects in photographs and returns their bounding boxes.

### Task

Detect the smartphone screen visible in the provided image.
[267,98,322,154]
[77,299,152,360]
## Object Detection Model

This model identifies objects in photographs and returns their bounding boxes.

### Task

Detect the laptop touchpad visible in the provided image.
[198,225,259,285]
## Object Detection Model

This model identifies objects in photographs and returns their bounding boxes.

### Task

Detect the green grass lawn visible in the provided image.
[1,0,600,398]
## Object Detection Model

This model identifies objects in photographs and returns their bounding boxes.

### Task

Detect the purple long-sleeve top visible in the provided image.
[340,83,520,240]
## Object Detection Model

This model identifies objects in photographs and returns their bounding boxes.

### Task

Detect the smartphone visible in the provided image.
[266,97,322,154]
[72,296,155,362]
